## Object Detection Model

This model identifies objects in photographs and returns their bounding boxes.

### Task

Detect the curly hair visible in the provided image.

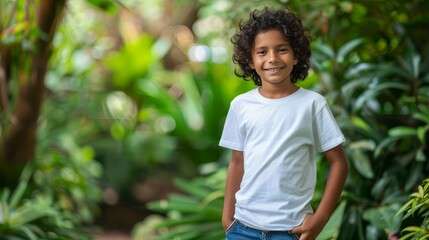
[231,7,311,86]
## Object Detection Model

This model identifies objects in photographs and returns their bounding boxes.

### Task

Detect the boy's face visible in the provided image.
[249,29,298,86]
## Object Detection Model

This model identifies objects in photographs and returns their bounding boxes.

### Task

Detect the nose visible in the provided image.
[268,51,278,63]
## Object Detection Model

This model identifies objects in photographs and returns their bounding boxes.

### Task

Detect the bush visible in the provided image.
[397,178,429,240]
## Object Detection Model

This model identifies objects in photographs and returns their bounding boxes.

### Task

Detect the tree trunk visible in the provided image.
[0,0,66,187]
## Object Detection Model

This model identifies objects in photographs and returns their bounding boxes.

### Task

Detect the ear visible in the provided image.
[293,57,298,65]
[249,61,255,69]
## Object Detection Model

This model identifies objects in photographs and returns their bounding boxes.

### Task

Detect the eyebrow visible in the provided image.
[254,43,291,50]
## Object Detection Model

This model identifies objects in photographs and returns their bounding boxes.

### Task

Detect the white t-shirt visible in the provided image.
[219,87,345,231]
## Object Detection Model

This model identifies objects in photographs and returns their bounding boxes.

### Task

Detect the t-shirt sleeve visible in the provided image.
[313,103,345,152]
[219,104,243,151]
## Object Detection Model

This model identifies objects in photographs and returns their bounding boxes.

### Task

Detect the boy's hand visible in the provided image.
[289,214,326,240]
[222,218,234,231]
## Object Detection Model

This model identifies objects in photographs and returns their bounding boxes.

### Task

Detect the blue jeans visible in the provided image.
[225,219,300,240]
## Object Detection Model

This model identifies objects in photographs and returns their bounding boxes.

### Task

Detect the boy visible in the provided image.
[220,7,348,240]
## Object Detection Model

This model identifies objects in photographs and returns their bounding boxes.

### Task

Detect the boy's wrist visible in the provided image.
[313,211,330,225]
[222,215,234,222]
[222,217,234,230]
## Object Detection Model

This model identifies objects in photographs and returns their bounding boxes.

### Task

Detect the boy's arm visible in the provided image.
[222,150,244,230]
[291,144,348,240]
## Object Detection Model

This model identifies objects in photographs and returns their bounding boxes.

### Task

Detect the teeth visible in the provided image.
[265,68,281,72]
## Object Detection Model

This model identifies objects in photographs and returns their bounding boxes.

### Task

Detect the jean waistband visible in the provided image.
[236,219,290,233]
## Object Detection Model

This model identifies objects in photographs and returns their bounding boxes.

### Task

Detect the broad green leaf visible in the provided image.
[0,189,10,221]
[200,190,224,208]
[86,0,117,14]
[148,200,199,213]
[416,148,426,162]
[362,204,401,233]
[110,122,125,140]
[371,176,390,200]
[19,225,39,240]
[137,79,190,137]
[411,54,421,79]
[400,52,421,79]
[168,194,199,205]
[152,37,172,59]
[353,82,409,113]
[155,215,207,228]
[417,126,428,143]
[174,178,213,199]
[317,201,346,240]
[369,62,411,79]
[344,63,372,78]
[374,136,401,158]
[396,199,413,218]
[351,149,374,179]
[179,73,203,131]
[402,226,425,232]
[388,127,417,138]
[337,38,364,63]
[9,205,57,226]
[155,226,199,240]
[9,181,27,211]
[405,163,423,191]
[414,112,429,124]
[313,42,335,59]
[105,35,155,88]
[349,141,375,179]
[349,139,376,151]
[400,230,418,240]
[341,75,372,106]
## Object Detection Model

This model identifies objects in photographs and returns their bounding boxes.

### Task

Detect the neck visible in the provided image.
[259,82,299,99]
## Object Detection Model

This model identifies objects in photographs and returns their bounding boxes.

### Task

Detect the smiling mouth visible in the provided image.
[264,67,284,73]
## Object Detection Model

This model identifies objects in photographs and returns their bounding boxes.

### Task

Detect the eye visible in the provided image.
[256,50,266,55]
[278,48,288,53]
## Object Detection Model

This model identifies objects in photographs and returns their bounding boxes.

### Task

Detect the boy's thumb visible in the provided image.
[289,226,301,234]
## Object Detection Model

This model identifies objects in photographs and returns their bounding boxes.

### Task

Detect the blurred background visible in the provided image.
[0,0,428,239]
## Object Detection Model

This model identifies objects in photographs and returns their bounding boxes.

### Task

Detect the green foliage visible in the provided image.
[0,1,107,239]
[103,31,252,178]
[132,169,226,240]
[86,0,118,14]
[129,1,429,240]
[317,201,347,240]
[32,147,103,224]
[397,179,429,240]
[105,35,156,89]
[308,3,429,233]
[322,45,428,239]
[133,167,346,240]
[3,0,429,239]
[0,177,92,240]
[0,0,41,51]
[0,101,104,239]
